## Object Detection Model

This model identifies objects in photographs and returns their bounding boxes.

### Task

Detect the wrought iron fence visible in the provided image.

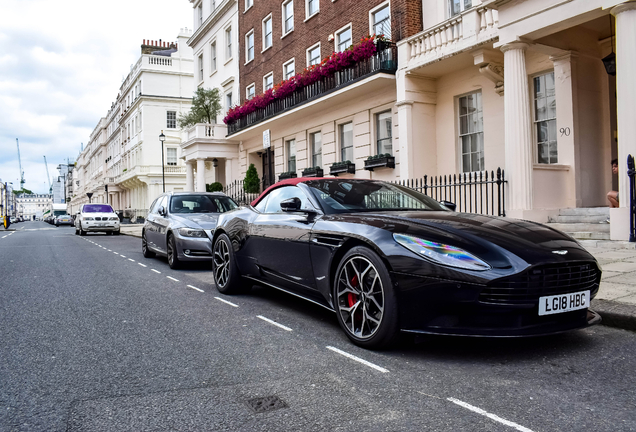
[119,209,148,224]
[393,169,507,216]
[223,179,269,206]
[628,155,635,242]
[227,42,397,135]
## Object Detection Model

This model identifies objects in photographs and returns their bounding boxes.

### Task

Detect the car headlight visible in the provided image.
[110,217,119,221]
[83,217,94,221]
[177,227,207,238]
[393,233,490,271]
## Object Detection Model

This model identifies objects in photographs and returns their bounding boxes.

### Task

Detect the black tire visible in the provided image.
[167,233,181,269]
[333,246,399,349]
[74,226,79,235]
[142,231,156,258]
[79,225,86,236]
[113,229,120,235]
[212,233,250,294]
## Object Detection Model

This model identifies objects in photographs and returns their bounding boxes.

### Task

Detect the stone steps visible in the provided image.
[546,207,611,241]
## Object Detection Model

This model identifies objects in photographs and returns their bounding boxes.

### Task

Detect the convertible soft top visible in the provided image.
[250,177,328,207]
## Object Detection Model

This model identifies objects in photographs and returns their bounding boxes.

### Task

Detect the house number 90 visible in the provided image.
[560,127,571,137]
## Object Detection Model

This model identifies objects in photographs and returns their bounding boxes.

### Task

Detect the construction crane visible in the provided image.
[43,156,52,193]
[16,138,25,190]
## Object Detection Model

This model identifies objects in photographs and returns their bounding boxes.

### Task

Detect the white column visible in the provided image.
[610,2,636,239]
[196,159,206,192]
[501,42,533,215]
[185,162,194,192]
[396,100,414,180]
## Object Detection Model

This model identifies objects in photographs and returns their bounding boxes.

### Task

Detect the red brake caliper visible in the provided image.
[347,275,358,307]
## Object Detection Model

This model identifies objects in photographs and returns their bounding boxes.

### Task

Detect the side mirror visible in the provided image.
[441,200,457,212]
[280,197,302,212]
[158,206,166,216]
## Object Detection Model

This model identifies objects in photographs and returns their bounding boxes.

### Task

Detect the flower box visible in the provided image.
[279,171,297,181]
[329,161,356,176]
[364,154,395,171]
[301,167,324,177]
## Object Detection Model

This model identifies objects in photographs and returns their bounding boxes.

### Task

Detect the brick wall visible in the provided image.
[239,0,400,103]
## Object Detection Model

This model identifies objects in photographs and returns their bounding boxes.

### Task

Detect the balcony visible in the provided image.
[185,123,228,141]
[227,42,397,136]
[402,7,499,73]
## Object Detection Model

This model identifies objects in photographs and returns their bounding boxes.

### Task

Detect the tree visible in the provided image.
[13,188,33,195]
[178,87,223,128]
[243,164,260,193]
[206,182,223,192]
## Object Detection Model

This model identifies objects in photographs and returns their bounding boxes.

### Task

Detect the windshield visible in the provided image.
[54,210,67,216]
[169,195,238,214]
[304,180,448,214]
[83,204,114,213]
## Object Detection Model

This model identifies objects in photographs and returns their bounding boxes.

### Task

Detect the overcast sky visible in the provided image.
[0,0,193,194]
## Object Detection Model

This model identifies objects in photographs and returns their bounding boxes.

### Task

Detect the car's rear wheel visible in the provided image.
[167,233,181,269]
[333,247,399,349]
[212,233,249,294]
[142,231,155,258]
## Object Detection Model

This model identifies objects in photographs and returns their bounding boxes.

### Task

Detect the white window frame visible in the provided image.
[245,0,253,11]
[210,40,217,73]
[166,111,177,129]
[283,58,295,80]
[263,72,274,91]
[306,42,321,67]
[338,120,354,162]
[449,0,472,17]
[457,91,484,173]
[245,29,254,63]
[166,148,178,166]
[369,1,390,38]
[309,130,322,168]
[286,138,296,172]
[262,14,273,51]
[533,70,558,164]
[197,4,203,28]
[373,108,393,156]
[225,26,233,61]
[246,83,255,100]
[335,23,352,52]
[198,53,204,83]
[225,91,233,112]
[282,0,294,36]
[305,0,319,20]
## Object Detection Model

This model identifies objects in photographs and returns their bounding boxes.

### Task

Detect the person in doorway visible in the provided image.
[607,159,619,208]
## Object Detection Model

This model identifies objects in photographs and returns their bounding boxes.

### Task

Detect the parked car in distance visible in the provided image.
[142,192,238,269]
[211,178,602,349]
[55,214,74,226]
[75,204,120,235]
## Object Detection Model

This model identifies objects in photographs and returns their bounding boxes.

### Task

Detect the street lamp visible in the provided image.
[159,131,166,193]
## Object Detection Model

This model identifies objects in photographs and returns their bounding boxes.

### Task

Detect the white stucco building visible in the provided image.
[71,30,195,216]
[16,194,52,220]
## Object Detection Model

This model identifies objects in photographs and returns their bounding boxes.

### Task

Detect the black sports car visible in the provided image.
[211,178,601,349]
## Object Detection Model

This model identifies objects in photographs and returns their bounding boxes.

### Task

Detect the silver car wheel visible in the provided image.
[213,238,230,289]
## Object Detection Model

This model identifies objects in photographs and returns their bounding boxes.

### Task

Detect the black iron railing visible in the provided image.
[393,169,507,216]
[223,178,269,206]
[628,155,635,242]
[227,43,397,135]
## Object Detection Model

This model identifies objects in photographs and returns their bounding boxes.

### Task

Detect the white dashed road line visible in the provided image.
[113,252,119,255]
[167,276,179,282]
[1,236,6,239]
[214,297,239,308]
[326,346,389,373]
[120,255,126,258]
[187,285,204,293]
[128,258,135,262]
[151,269,161,274]
[138,263,147,268]
[447,398,534,432]
[257,315,292,332]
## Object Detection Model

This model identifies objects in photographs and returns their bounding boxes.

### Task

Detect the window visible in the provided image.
[225,27,232,59]
[210,41,217,72]
[264,73,273,91]
[458,92,484,172]
[310,132,322,167]
[371,4,391,39]
[336,26,352,52]
[167,111,176,129]
[263,16,273,50]
[307,0,319,18]
[167,148,177,166]
[534,72,557,164]
[198,54,204,82]
[211,0,216,11]
[246,84,255,100]
[225,92,233,111]
[245,0,253,10]
[283,59,295,80]
[246,30,254,62]
[264,186,311,213]
[307,44,321,66]
[286,139,296,172]
[450,0,472,16]
[197,4,203,27]
[282,0,294,34]
[340,122,353,162]
[376,110,392,155]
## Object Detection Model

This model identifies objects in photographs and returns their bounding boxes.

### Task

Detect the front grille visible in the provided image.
[94,217,102,221]
[480,262,600,305]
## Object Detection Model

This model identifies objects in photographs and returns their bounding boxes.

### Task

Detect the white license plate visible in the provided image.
[96,223,105,226]
[538,290,590,316]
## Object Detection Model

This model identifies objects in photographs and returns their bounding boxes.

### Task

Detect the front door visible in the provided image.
[262,147,275,189]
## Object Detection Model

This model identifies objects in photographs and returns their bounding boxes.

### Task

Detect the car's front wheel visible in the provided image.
[167,233,181,269]
[212,233,249,294]
[142,231,155,258]
[79,224,86,236]
[333,247,399,349]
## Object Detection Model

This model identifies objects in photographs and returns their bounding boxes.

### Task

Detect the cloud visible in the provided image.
[0,0,192,193]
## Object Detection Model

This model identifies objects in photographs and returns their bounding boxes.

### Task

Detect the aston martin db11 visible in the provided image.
[211,178,601,349]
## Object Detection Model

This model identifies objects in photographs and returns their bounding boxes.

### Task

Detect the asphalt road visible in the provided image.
[1,221,635,431]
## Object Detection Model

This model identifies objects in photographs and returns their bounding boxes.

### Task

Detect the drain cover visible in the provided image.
[245,395,288,413]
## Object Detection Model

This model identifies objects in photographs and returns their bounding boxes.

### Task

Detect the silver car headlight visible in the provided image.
[177,227,207,238]
[393,233,491,271]
[110,217,119,221]
[83,217,94,221]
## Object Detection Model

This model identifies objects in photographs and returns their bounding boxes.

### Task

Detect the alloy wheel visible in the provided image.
[167,236,175,266]
[335,256,385,340]
[213,238,230,289]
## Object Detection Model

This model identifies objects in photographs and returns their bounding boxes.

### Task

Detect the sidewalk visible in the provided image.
[118,227,636,332]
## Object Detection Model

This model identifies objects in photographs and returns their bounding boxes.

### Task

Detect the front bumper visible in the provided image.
[81,221,120,232]
[392,271,601,337]
[173,232,212,261]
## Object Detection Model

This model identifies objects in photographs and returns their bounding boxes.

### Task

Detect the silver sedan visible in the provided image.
[142,192,238,269]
